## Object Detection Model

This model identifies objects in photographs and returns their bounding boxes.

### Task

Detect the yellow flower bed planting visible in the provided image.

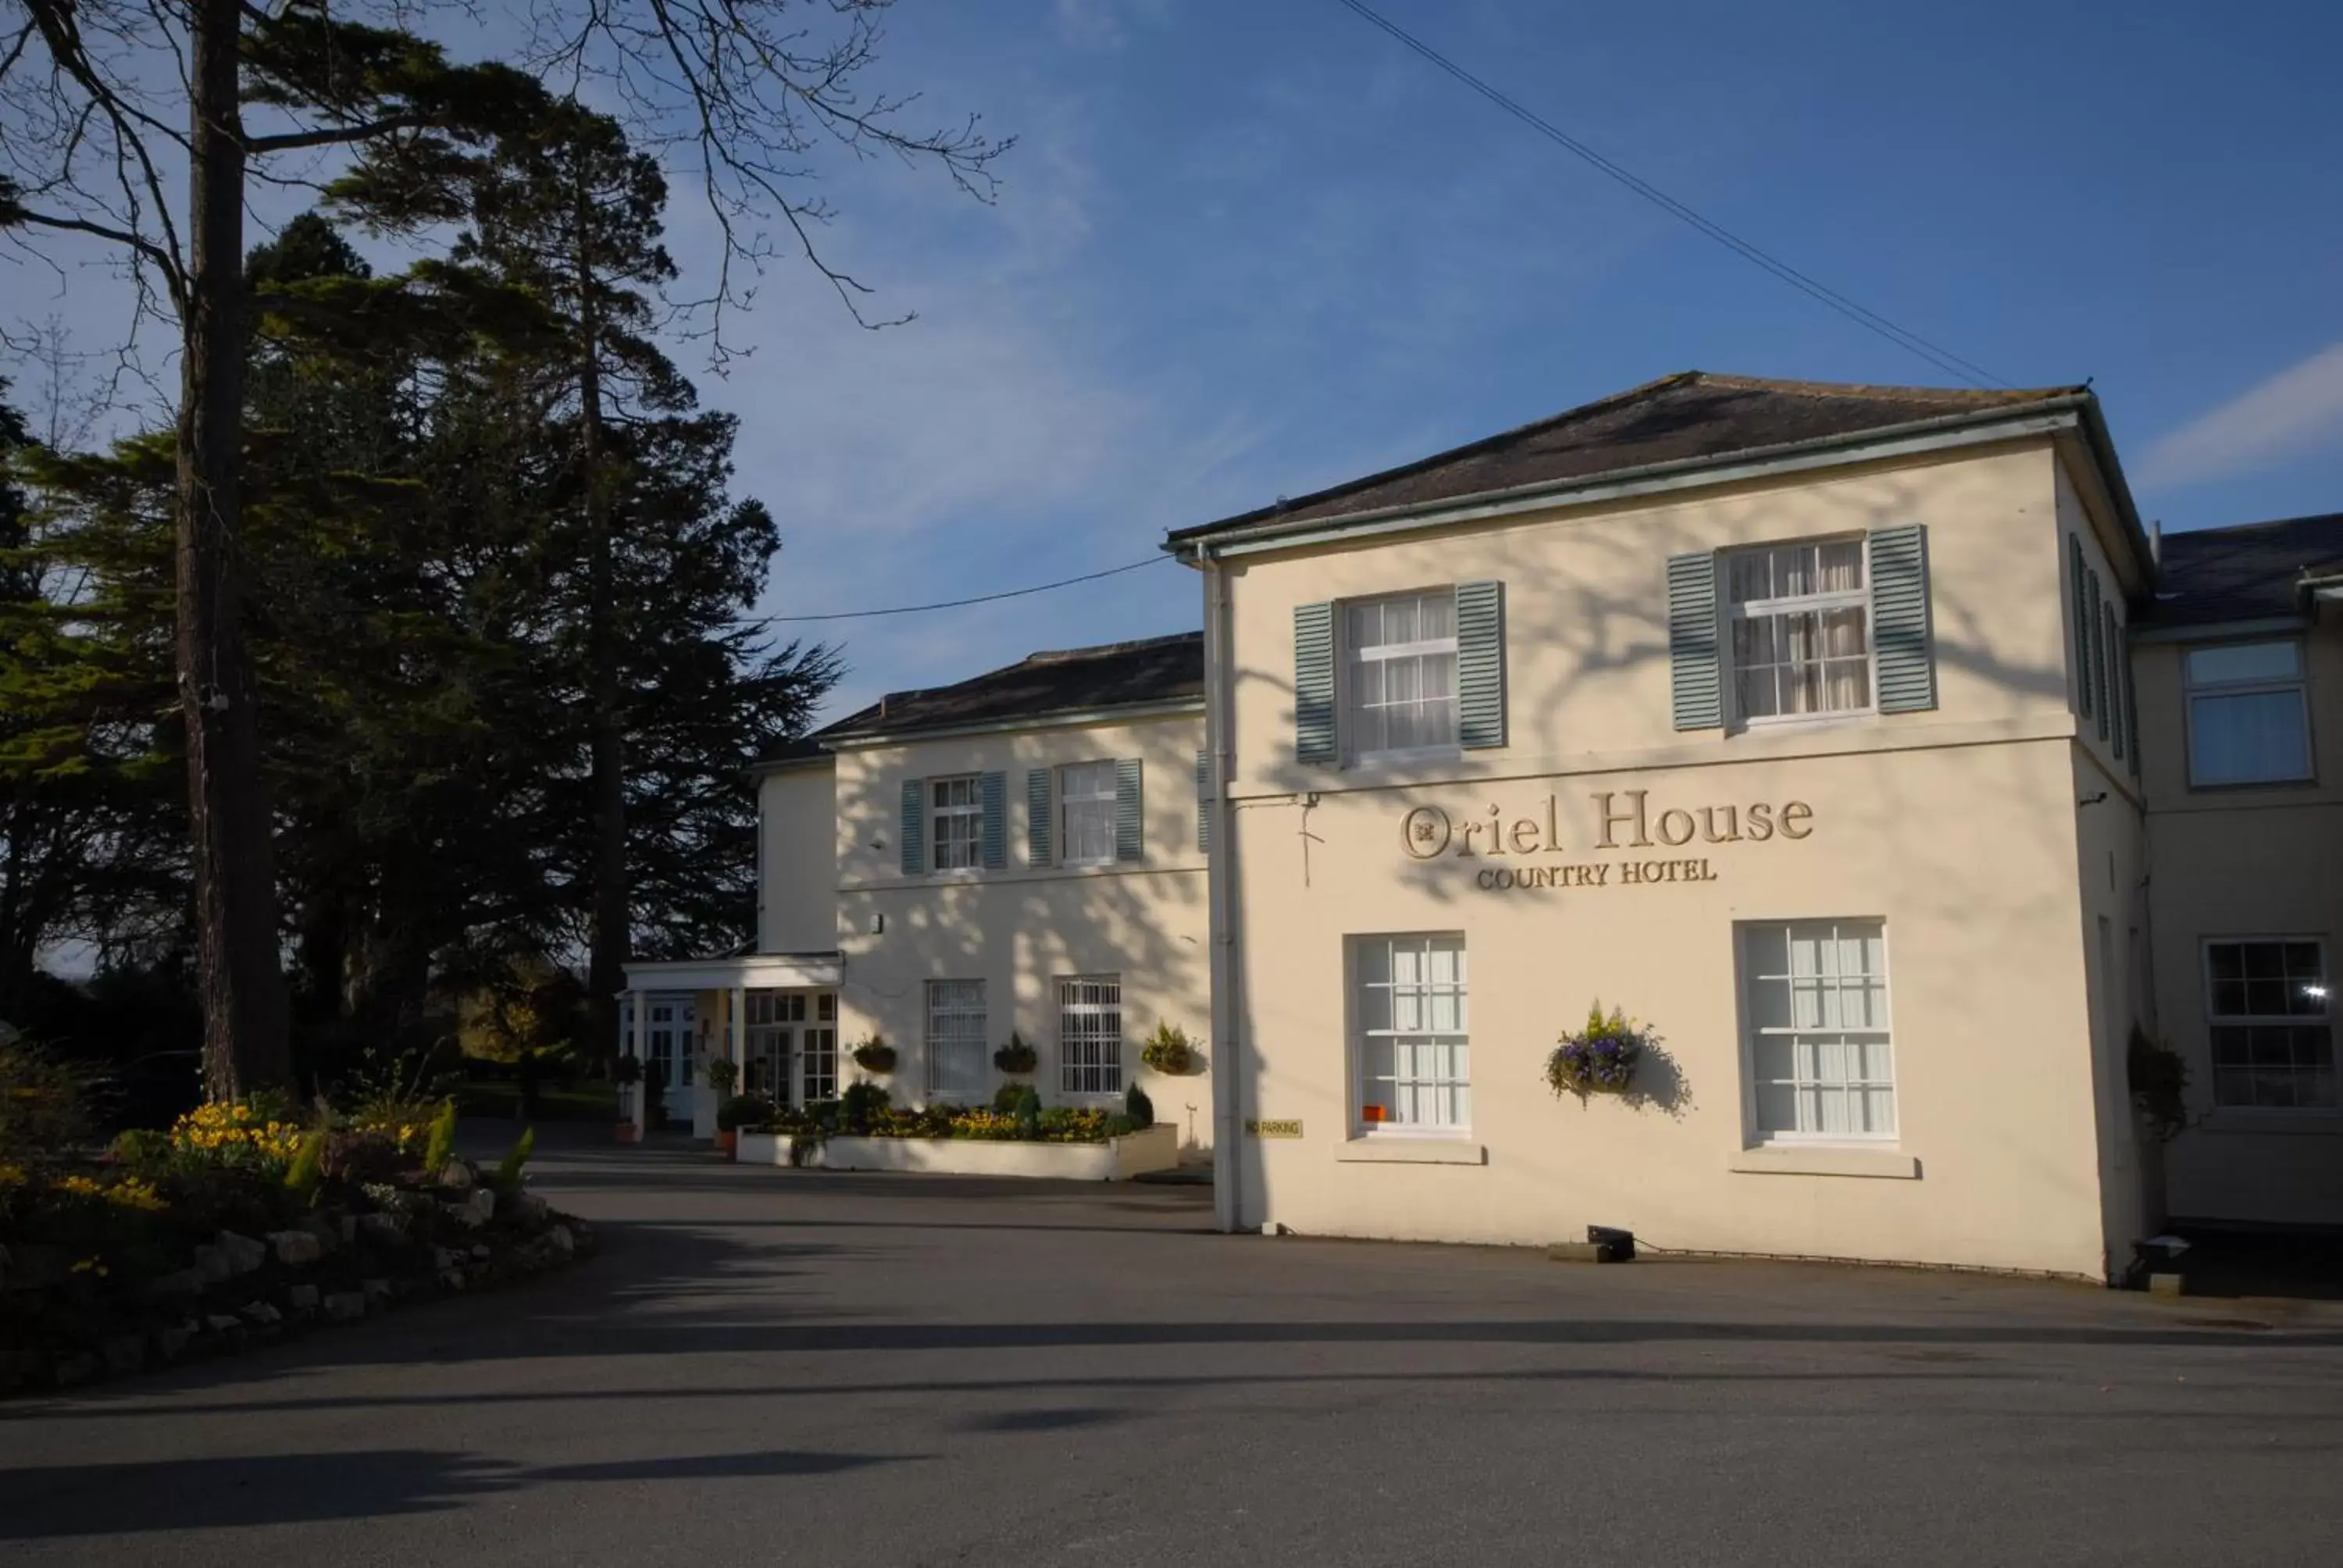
[169,1101,305,1167]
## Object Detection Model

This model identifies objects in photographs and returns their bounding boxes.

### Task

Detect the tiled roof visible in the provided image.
[2144,514,2343,627]
[811,632,1204,743]
[1168,371,2088,542]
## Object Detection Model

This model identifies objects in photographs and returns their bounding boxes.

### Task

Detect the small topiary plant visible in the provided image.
[422,1097,460,1174]
[1124,1083,1155,1128]
[840,1080,891,1135]
[992,1082,1028,1114]
[1013,1085,1042,1139]
[717,1093,776,1132]
[704,1057,739,1096]
[494,1126,536,1192]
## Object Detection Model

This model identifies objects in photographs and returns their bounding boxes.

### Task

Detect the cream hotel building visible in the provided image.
[638,372,2341,1285]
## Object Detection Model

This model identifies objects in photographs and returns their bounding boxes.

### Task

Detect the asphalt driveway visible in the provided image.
[3,1128,2339,1566]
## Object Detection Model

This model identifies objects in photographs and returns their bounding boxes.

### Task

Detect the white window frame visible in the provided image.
[1058,761,1119,869]
[929,775,982,872]
[925,978,988,1099]
[1737,919,1897,1146]
[2202,935,2334,1112]
[1724,536,1877,729]
[1342,589,1461,765]
[2183,639,2313,789]
[1057,975,1124,1098]
[1349,932,1471,1137]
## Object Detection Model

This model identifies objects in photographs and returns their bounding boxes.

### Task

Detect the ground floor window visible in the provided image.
[2206,939,2333,1108]
[1353,933,1470,1132]
[744,991,792,1099]
[1740,919,1895,1142]
[1057,976,1123,1096]
[926,979,988,1098]
[802,1025,838,1104]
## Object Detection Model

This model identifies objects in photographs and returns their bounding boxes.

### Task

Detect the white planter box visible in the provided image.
[733,1122,1178,1181]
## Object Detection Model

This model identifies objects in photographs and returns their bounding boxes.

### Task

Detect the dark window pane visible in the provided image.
[2208,945,2245,982]
[2210,1025,2250,1067]
[2249,1027,2296,1067]
[2213,1066,2254,1106]
[2244,944,2284,982]
[2301,1027,2335,1068]
[2211,980,2249,1017]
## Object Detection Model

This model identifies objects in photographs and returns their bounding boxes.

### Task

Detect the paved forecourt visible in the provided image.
[2,1128,2338,1566]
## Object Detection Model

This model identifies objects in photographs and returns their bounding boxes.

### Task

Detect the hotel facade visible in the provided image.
[633,372,2338,1283]
[1171,374,2338,1281]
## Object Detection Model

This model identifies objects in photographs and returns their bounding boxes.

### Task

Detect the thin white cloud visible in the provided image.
[2138,342,2343,490]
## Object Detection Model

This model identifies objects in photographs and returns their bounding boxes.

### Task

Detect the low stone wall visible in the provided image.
[736,1122,1179,1181]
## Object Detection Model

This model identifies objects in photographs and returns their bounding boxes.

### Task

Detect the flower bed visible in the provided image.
[0,1051,594,1398]
[736,1088,1179,1181]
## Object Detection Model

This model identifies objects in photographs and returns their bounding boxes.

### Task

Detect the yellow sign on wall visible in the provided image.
[1246,1118,1303,1139]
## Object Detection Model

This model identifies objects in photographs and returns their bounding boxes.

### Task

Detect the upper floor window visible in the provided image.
[1345,590,1459,761]
[2186,640,2312,787]
[2206,939,2333,1109]
[929,775,981,871]
[1059,761,1118,868]
[1727,540,1872,723]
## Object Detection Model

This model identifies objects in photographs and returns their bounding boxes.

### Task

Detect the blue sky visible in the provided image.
[10,1,2341,722]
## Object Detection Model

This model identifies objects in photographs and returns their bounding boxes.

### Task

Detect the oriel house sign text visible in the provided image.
[1402,789,1816,892]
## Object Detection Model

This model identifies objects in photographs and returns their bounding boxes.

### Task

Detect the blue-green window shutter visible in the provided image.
[1667,553,1722,730]
[2069,536,2092,720]
[898,779,924,875]
[1114,757,1143,862]
[1455,580,1507,749]
[1294,602,1336,763]
[1194,748,1211,853]
[1868,525,1937,715]
[2124,640,2142,778]
[2099,569,2118,740]
[979,771,1007,870]
[2104,604,2126,760]
[1026,768,1053,866]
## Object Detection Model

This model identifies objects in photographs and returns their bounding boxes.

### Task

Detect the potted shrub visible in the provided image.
[850,1034,897,1074]
[993,1030,1038,1076]
[704,1056,740,1149]
[716,1092,774,1158]
[1139,1020,1196,1075]
[1546,1002,1648,1099]
[613,1054,644,1144]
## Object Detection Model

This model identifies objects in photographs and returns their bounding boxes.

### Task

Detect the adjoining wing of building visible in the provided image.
[623,631,1215,1156]
[634,369,2340,1281]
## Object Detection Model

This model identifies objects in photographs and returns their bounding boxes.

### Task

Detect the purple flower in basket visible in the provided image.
[1546,1002,1646,1097]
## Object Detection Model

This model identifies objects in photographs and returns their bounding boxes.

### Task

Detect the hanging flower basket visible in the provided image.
[1546,1002,1648,1099]
[993,1032,1039,1076]
[850,1036,897,1074]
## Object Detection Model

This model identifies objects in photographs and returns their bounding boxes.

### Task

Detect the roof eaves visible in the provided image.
[1168,395,2102,558]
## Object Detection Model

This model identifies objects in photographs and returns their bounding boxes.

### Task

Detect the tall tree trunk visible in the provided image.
[576,180,630,1071]
[180,0,290,1100]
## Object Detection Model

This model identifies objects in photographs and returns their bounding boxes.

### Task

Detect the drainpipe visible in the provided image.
[1201,547,1244,1232]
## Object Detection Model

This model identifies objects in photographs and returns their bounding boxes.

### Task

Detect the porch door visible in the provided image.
[645,996,695,1127]
[746,990,791,1106]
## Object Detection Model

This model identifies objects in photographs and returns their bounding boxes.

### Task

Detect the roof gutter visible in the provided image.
[815,695,1207,751]
[1168,396,2155,574]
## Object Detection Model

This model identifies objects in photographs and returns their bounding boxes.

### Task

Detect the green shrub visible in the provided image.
[1013,1086,1042,1139]
[1125,1083,1154,1128]
[704,1057,740,1095]
[494,1127,536,1190]
[991,1082,1028,1114]
[422,1098,459,1175]
[0,1035,95,1171]
[717,1094,775,1132]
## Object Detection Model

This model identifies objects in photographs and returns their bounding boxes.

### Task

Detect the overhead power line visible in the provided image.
[1328,0,2010,390]
[736,552,1172,625]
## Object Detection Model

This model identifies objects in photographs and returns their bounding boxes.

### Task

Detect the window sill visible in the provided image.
[1336,1138,1486,1166]
[2199,1109,2342,1136]
[1728,1146,1919,1180]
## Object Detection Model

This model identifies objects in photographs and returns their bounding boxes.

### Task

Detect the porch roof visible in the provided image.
[622,951,841,992]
